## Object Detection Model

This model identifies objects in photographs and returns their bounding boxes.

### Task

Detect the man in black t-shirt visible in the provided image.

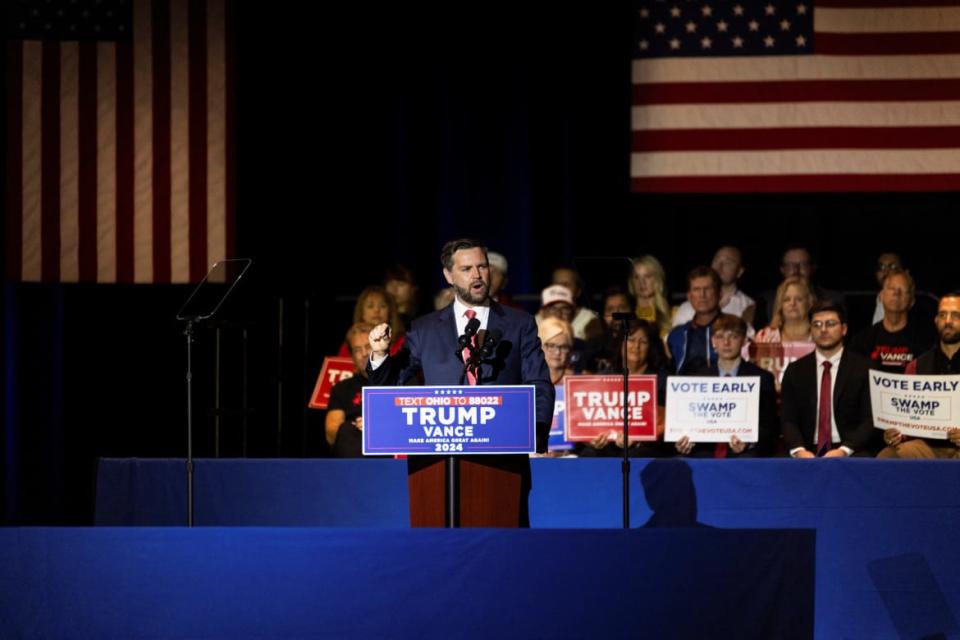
[848,271,934,373]
[325,323,373,458]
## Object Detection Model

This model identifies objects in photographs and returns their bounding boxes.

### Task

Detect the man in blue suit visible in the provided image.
[366,238,554,526]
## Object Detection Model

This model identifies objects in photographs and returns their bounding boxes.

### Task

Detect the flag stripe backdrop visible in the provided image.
[631,0,960,192]
[4,0,233,283]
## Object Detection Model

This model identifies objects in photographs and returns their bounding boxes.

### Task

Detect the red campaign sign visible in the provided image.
[308,357,357,409]
[564,375,658,442]
[747,341,816,387]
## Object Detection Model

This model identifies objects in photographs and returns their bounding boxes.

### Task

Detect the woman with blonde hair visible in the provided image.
[628,255,672,337]
[746,276,816,389]
[338,285,406,357]
[538,317,576,385]
[538,317,576,455]
[755,276,815,343]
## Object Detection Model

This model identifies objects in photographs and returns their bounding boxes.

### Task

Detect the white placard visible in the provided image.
[665,376,761,443]
[869,371,960,440]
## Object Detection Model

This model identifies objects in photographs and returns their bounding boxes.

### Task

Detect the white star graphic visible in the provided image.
[655,22,666,33]
[701,5,713,16]
[670,38,681,49]
[639,7,650,18]
[701,36,712,48]
[748,20,759,31]
[733,4,744,16]
[780,19,791,31]
[686,20,697,32]
[732,35,744,47]
[717,19,728,32]
[795,34,807,46]
[670,6,681,17]
[639,39,649,50]
[796,3,808,15]
[764,34,775,47]
[765,4,776,15]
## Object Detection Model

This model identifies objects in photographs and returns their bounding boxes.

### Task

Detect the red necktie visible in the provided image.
[462,309,478,385]
[817,361,833,456]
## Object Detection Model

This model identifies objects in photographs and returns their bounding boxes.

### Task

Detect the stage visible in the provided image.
[1,459,958,638]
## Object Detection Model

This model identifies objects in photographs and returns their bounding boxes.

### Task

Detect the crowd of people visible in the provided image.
[323,244,960,460]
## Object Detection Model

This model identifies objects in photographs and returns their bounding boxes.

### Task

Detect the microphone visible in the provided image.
[457,316,481,354]
[477,328,503,359]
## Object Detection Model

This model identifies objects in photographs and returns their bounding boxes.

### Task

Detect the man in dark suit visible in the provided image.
[366,238,554,526]
[781,300,877,458]
[675,314,778,458]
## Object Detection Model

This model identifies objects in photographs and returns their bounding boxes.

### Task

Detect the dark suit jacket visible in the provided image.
[686,361,779,457]
[780,349,875,454]
[367,300,555,450]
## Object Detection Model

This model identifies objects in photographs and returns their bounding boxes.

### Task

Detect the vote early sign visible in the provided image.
[362,385,536,455]
[665,377,761,443]
[869,371,960,439]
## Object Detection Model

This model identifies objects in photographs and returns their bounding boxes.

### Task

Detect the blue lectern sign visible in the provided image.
[362,385,536,455]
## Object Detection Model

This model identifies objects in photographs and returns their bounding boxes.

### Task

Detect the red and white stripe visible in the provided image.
[5,0,234,283]
[630,0,960,193]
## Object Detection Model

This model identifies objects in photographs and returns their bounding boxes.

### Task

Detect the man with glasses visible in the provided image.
[780,300,876,458]
[878,292,960,459]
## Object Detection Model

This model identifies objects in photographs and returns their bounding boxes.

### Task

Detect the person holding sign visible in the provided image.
[780,300,876,458]
[326,323,375,457]
[675,314,777,458]
[580,316,669,457]
[366,239,555,526]
[878,292,960,459]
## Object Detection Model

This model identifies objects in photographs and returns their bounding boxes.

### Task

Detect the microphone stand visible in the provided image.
[175,259,252,528]
[184,319,196,527]
[612,312,633,529]
[449,335,480,528]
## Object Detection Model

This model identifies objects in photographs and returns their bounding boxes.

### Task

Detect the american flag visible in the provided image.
[5,0,234,283]
[631,0,960,192]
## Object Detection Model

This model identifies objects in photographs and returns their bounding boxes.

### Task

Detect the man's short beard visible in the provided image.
[816,338,843,352]
[454,282,489,305]
[940,330,960,345]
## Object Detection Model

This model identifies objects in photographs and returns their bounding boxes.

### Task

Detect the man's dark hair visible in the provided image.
[602,286,636,311]
[384,263,417,285]
[609,317,668,373]
[809,299,847,325]
[440,238,488,270]
[781,244,817,265]
[686,266,721,292]
[941,291,960,301]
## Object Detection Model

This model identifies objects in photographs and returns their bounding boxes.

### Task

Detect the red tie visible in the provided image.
[462,309,478,385]
[817,361,833,456]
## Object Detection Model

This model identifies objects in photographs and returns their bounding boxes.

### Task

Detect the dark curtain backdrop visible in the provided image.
[2,4,958,524]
